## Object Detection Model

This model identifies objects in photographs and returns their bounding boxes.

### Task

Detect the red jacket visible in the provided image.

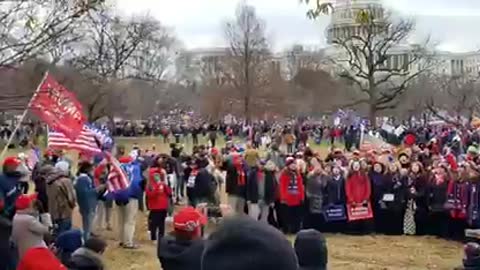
[17,247,66,270]
[345,172,371,204]
[279,169,304,206]
[146,168,172,211]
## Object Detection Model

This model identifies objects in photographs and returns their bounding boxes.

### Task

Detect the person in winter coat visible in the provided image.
[345,160,373,234]
[11,193,49,260]
[158,207,207,270]
[279,157,305,234]
[146,167,172,241]
[323,165,347,232]
[294,229,328,270]
[0,156,24,270]
[33,165,54,217]
[409,162,429,235]
[115,156,143,249]
[369,162,387,233]
[266,144,284,170]
[0,157,24,220]
[382,164,408,235]
[46,165,76,235]
[69,237,107,270]
[427,165,450,237]
[304,166,328,232]
[223,151,248,214]
[246,160,277,222]
[192,159,216,206]
[75,161,104,241]
[446,164,471,241]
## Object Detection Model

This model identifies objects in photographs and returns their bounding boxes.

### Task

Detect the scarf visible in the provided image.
[233,154,245,186]
[287,170,299,193]
[447,180,469,219]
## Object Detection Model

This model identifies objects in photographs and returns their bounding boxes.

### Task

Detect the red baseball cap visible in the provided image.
[15,193,38,210]
[3,156,21,168]
[173,207,207,233]
[118,156,133,164]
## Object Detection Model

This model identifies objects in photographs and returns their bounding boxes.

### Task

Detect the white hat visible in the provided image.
[55,161,70,173]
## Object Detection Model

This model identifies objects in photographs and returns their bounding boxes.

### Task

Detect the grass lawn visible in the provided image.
[2,136,464,269]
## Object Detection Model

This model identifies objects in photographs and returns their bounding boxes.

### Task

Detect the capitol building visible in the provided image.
[176,0,480,84]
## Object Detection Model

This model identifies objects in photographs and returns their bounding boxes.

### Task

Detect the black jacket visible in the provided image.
[428,179,449,212]
[324,175,345,205]
[246,168,277,204]
[193,168,215,201]
[69,247,104,270]
[158,235,205,270]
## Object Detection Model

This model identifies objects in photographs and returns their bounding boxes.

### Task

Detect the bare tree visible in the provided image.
[128,22,180,85]
[224,1,271,122]
[422,74,480,126]
[332,9,433,125]
[0,0,102,67]
[71,6,160,120]
[285,45,324,79]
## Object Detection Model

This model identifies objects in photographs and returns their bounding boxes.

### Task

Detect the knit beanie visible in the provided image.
[294,229,328,270]
[201,216,298,270]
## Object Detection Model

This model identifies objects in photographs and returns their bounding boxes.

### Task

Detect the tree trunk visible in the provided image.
[244,94,250,124]
[369,103,377,128]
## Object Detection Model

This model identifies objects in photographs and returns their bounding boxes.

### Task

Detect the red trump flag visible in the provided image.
[30,74,86,140]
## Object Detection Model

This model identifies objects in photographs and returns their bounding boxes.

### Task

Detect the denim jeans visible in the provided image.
[55,218,72,236]
[80,211,95,241]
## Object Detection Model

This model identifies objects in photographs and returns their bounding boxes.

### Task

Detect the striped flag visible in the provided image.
[48,125,102,154]
[87,124,113,150]
[104,152,130,192]
[26,148,40,170]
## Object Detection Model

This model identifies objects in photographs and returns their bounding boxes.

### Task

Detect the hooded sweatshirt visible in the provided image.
[46,169,76,220]
[69,247,104,270]
[158,234,205,270]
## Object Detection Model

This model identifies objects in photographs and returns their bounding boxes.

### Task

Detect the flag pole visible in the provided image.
[0,71,49,162]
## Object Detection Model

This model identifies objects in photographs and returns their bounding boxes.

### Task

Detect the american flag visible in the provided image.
[48,125,102,154]
[87,124,113,150]
[104,152,130,192]
[26,148,40,170]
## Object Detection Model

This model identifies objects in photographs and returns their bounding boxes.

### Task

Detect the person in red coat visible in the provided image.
[146,167,172,241]
[345,160,373,234]
[279,157,305,234]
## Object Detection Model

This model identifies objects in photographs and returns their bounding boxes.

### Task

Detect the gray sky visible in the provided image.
[115,0,480,52]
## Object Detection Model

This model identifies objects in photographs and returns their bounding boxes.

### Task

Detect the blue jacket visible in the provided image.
[74,174,98,214]
[0,172,22,219]
[113,163,143,204]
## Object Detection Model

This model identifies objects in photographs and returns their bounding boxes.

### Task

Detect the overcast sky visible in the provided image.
[115,0,480,52]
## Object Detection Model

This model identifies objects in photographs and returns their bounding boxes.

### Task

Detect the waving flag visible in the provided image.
[48,125,102,154]
[86,124,113,150]
[30,73,86,140]
[104,152,130,192]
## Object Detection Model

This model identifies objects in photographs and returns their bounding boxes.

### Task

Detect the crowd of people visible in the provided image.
[2,119,480,269]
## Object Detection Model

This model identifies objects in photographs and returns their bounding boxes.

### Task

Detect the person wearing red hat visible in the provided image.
[17,247,66,270]
[158,206,207,270]
[0,156,24,269]
[146,167,171,241]
[11,193,49,260]
[279,157,305,234]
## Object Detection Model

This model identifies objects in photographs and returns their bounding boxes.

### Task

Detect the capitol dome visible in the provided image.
[326,0,386,44]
